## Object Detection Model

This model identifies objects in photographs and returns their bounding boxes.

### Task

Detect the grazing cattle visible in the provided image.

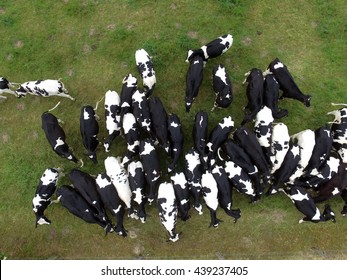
[171,172,190,221]
[185,54,204,112]
[121,112,140,166]
[186,34,233,64]
[149,96,170,153]
[242,68,264,125]
[193,111,209,167]
[132,89,152,134]
[270,122,290,174]
[127,161,147,223]
[139,139,161,204]
[104,90,121,152]
[184,148,203,214]
[135,49,156,96]
[201,170,221,228]
[254,106,274,160]
[157,182,179,242]
[80,105,99,164]
[120,74,137,120]
[41,112,78,163]
[281,186,335,223]
[32,168,60,227]
[330,121,347,163]
[69,169,111,224]
[263,73,288,119]
[16,79,75,100]
[212,64,233,110]
[104,156,137,218]
[0,77,17,98]
[95,173,127,237]
[212,165,241,222]
[267,58,311,107]
[167,114,184,173]
[56,185,114,234]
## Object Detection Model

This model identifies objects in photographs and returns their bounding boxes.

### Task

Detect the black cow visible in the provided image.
[41,112,78,163]
[121,112,140,166]
[32,168,60,227]
[104,90,121,152]
[193,111,209,168]
[171,172,190,221]
[120,74,137,121]
[95,173,127,237]
[132,89,152,134]
[0,77,17,99]
[185,54,204,112]
[135,49,156,96]
[267,58,311,107]
[56,185,114,234]
[139,138,161,204]
[80,105,99,164]
[167,114,184,173]
[186,34,233,64]
[241,68,264,125]
[212,64,233,110]
[263,73,288,119]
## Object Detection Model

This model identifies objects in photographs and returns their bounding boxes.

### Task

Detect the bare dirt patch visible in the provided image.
[133,244,145,257]
[67,69,74,77]
[16,103,25,111]
[242,37,252,46]
[14,40,24,49]
[107,23,116,30]
[1,133,9,144]
[82,44,91,54]
[0,8,6,14]
[170,3,177,10]
[188,31,198,39]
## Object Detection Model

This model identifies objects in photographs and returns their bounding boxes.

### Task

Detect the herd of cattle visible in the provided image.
[2,34,347,242]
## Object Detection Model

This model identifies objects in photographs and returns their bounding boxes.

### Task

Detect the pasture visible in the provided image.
[0,0,346,259]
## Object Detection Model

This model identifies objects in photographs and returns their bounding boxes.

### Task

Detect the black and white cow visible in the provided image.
[127,161,147,223]
[32,168,60,227]
[41,112,78,163]
[185,54,204,112]
[327,104,347,124]
[201,170,221,228]
[132,89,152,134]
[186,34,233,64]
[171,172,190,221]
[157,182,179,242]
[139,138,161,205]
[121,112,140,166]
[263,73,288,119]
[267,58,311,107]
[104,90,121,152]
[281,186,335,223]
[269,122,290,174]
[120,74,137,120]
[193,111,209,167]
[0,77,17,99]
[212,64,233,110]
[80,105,99,164]
[212,165,241,222]
[149,96,170,153]
[241,68,264,125]
[167,113,184,173]
[254,106,274,160]
[95,173,127,237]
[56,185,114,234]
[16,79,75,100]
[184,148,203,215]
[135,49,156,96]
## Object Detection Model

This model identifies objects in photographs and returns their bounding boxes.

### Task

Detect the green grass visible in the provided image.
[1,0,347,260]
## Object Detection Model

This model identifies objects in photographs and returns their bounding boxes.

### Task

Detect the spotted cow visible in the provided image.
[167,114,184,173]
[212,64,233,110]
[254,106,274,160]
[171,171,190,221]
[193,111,209,168]
[135,49,156,96]
[185,54,204,112]
[120,74,137,121]
[121,112,140,166]
[0,77,17,99]
[132,89,152,134]
[269,122,290,174]
[104,90,121,152]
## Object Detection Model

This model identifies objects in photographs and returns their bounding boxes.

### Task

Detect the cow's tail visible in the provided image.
[48,101,61,112]
[331,103,347,107]
[94,95,105,111]
[217,147,224,161]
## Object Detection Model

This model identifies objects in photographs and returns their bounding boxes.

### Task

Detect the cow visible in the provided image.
[120,74,137,121]
[16,79,75,100]
[241,68,264,125]
[171,172,190,221]
[95,173,127,237]
[139,138,161,205]
[56,185,114,234]
[281,186,335,223]
[254,106,274,160]
[149,96,170,153]
[127,161,147,223]
[121,112,140,166]
[167,114,184,173]
[201,170,222,228]
[263,73,288,119]
[267,58,311,107]
[32,168,61,227]
[104,90,121,152]
[132,89,152,134]
[212,64,233,110]
[104,156,137,219]
[212,165,241,222]
[157,182,179,242]
[185,54,204,112]
[193,111,209,168]
[135,49,156,96]
[41,111,78,163]
[184,148,203,214]
[269,122,290,174]
[331,121,347,163]
[0,77,18,99]
[186,34,233,64]
[80,105,99,164]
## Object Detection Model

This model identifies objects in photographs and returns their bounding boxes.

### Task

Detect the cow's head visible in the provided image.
[304,95,311,107]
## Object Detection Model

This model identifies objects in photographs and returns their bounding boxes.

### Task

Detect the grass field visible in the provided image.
[0,0,347,260]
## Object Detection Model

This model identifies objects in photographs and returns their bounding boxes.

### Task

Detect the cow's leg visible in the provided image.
[340,189,347,216]
[208,208,222,228]
[58,92,75,101]
[0,95,7,99]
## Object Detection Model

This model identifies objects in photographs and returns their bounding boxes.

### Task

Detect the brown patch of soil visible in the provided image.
[242,37,252,46]
[188,31,198,39]
[14,40,24,48]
